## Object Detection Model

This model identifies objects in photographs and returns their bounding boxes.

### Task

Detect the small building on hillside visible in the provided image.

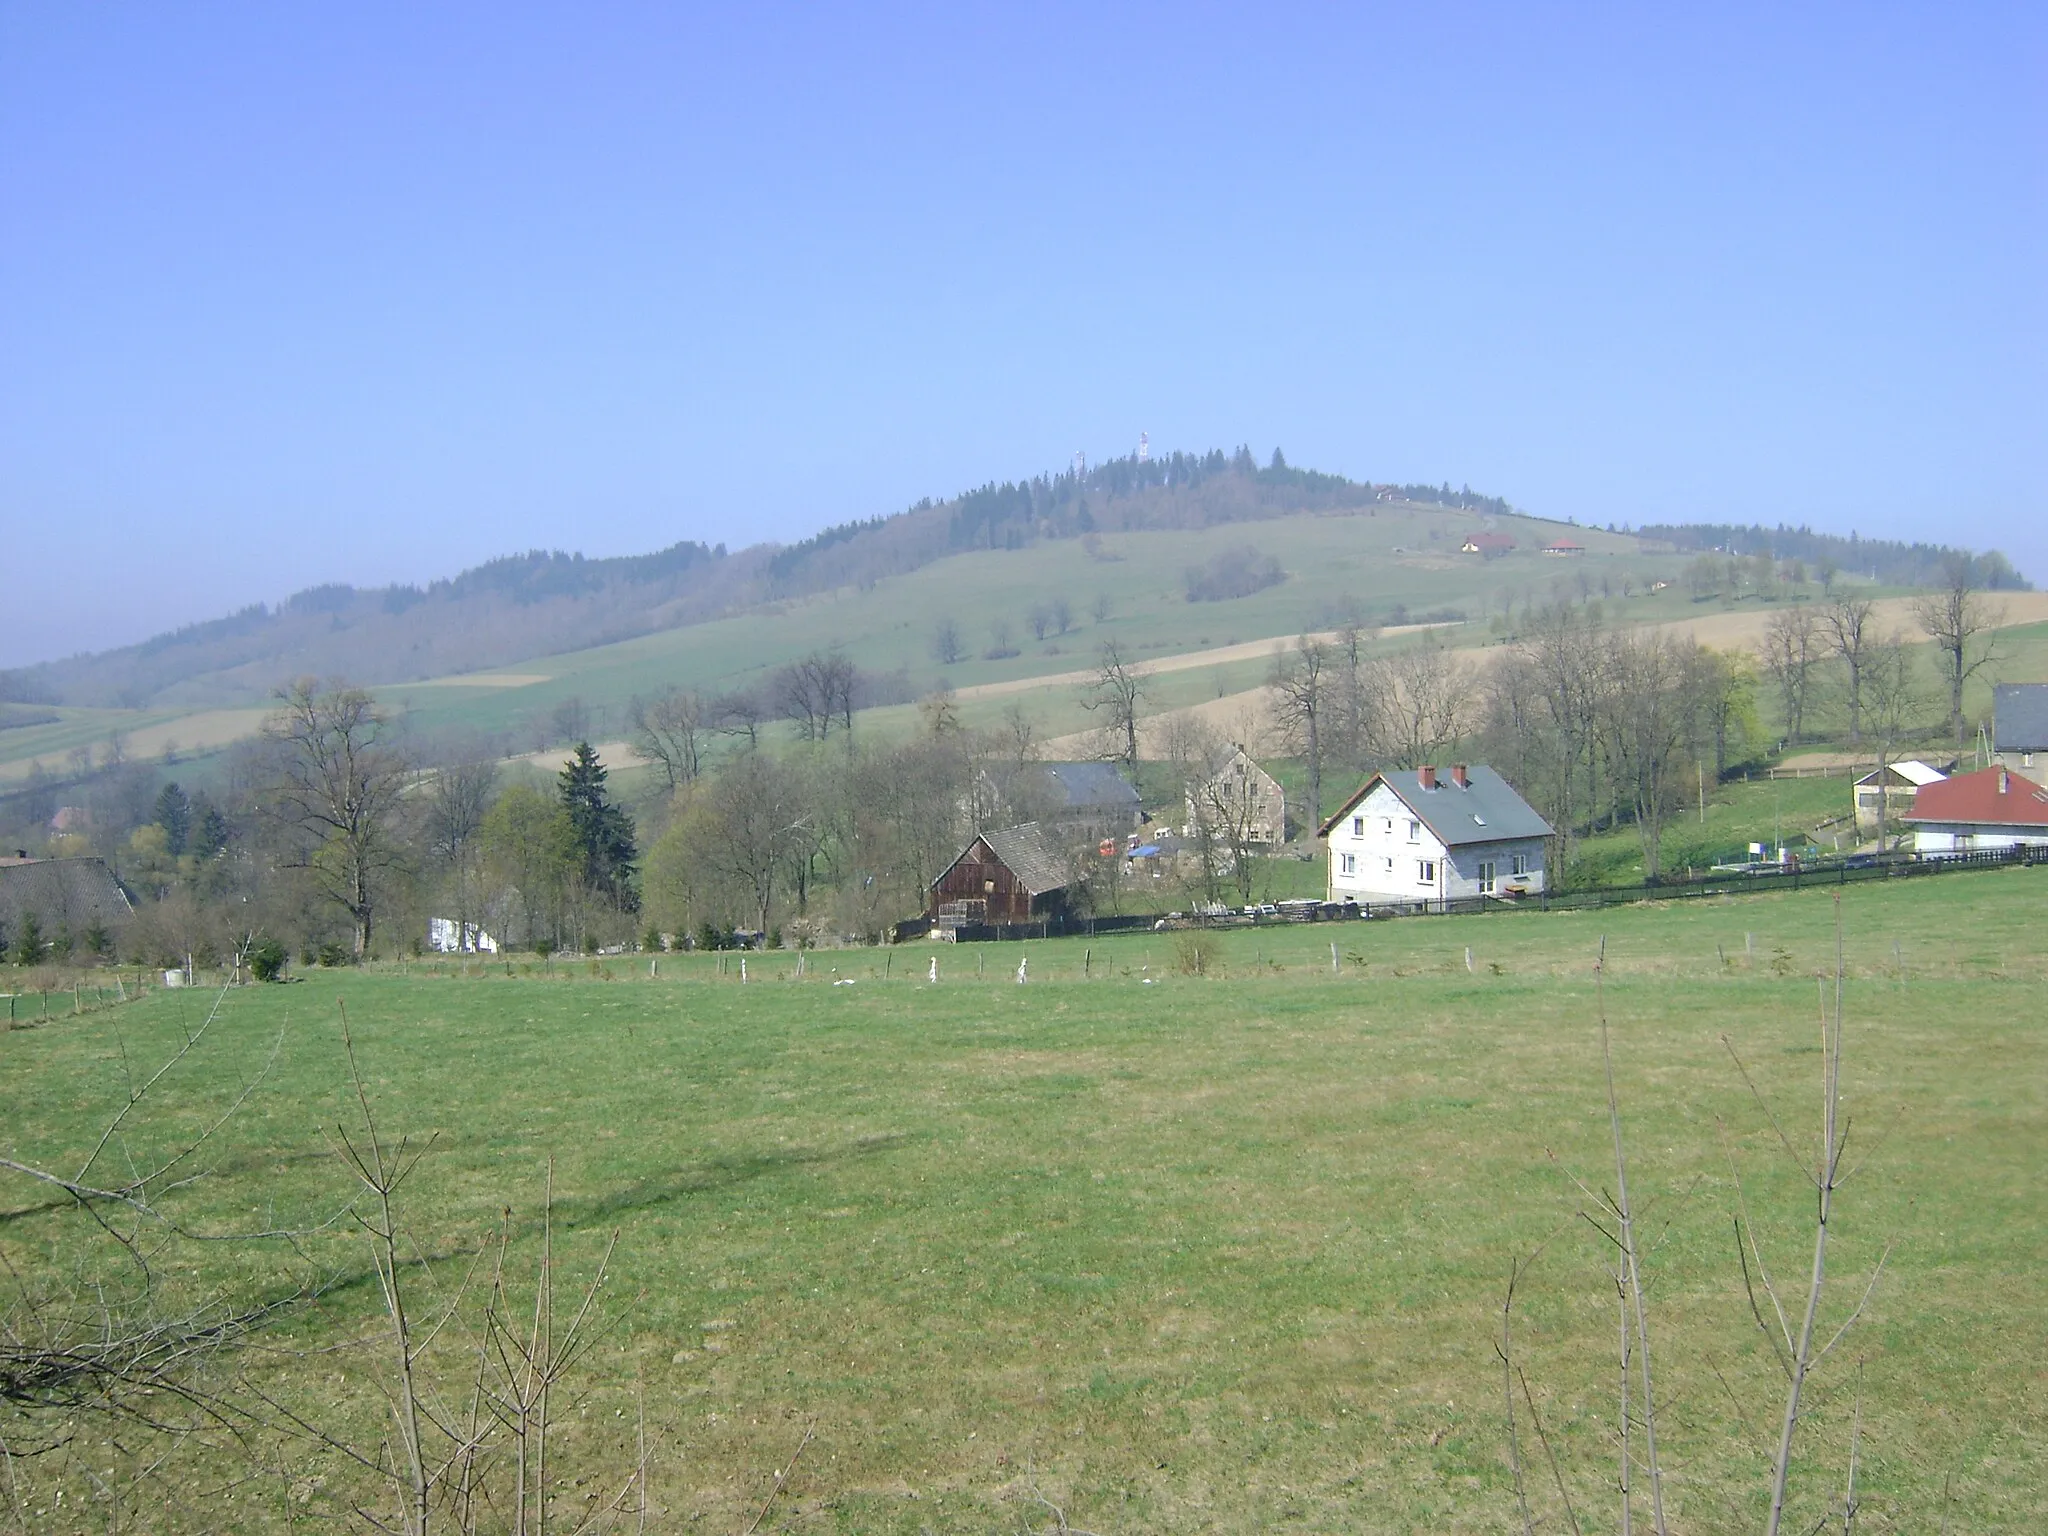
[1185,743,1287,846]
[1992,684,2048,785]
[1902,766,2048,854]
[0,857,134,951]
[1460,532,1515,559]
[1318,764,1552,906]
[974,761,1144,842]
[1542,538,1587,557]
[927,823,1073,934]
[1853,760,1946,834]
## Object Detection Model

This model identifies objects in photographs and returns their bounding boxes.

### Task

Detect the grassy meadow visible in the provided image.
[4,869,2044,1531]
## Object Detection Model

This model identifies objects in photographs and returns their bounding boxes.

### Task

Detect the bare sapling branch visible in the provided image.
[1596,937,1669,1536]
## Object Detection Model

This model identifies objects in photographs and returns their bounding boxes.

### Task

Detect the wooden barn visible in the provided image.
[927,823,1072,932]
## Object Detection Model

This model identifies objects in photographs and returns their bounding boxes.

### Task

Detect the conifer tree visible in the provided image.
[559,742,638,910]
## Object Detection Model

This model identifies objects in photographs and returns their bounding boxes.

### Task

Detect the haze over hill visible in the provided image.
[3,448,2026,713]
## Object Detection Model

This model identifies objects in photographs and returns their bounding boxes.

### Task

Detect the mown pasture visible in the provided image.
[2,871,2043,1531]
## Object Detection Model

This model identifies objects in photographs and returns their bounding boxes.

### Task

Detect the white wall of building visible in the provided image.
[1325,782,1546,903]
[1911,825,2048,855]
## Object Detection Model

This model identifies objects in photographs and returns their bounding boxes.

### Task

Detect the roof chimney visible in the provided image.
[1999,767,2009,795]
[1418,765,1438,790]
[1451,764,1469,789]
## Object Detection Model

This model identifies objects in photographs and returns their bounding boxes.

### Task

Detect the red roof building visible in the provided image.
[1903,766,2048,852]
[1460,532,1515,558]
[1541,538,1586,557]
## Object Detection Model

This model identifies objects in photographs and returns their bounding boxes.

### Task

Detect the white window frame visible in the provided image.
[1478,860,1496,893]
[1407,819,1422,843]
[1352,816,1364,836]
[1417,859,1436,885]
[1339,852,1356,876]
[1511,852,1529,876]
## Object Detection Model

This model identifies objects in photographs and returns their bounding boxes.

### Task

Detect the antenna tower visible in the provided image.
[1137,431,1150,463]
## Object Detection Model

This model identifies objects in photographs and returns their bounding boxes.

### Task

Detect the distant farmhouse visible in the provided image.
[975,761,1144,843]
[0,857,133,952]
[1852,760,1945,835]
[1186,743,1286,847]
[1460,532,1515,559]
[1318,764,1551,906]
[1992,684,2048,784]
[927,823,1072,936]
[1903,766,2048,854]
[1541,538,1587,558]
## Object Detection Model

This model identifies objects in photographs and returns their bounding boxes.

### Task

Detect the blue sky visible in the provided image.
[2,3,2041,668]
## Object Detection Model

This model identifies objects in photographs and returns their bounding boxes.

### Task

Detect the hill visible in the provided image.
[28,444,2027,715]
[0,449,2032,802]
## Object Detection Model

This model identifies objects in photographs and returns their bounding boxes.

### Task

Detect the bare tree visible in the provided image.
[1860,635,1924,851]
[771,651,858,741]
[1761,605,1822,745]
[931,616,965,666]
[1914,555,2005,746]
[1822,597,1877,746]
[1379,630,1472,769]
[1081,640,1146,782]
[1269,635,1331,831]
[264,678,412,957]
[1050,595,1073,635]
[682,752,807,934]
[1027,603,1052,642]
[424,760,498,953]
[1602,634,1691,881]
[711,686,767,750]
[628,686,707,789]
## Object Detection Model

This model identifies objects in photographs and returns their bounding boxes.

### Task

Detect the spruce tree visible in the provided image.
[558,743,638,910]
[154,782,192,856]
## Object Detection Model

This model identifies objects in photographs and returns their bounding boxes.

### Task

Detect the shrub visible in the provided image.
[316,941,352,968]
[12,912,43,967]
[1184,545,1283,603]
[1173,929,1222,976]
[248,939,288,983]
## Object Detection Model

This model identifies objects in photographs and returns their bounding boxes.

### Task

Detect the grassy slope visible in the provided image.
[3,871,2042,1531]
[1,507,1657,779]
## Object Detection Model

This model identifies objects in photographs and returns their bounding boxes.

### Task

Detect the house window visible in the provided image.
[1384,856,1394,872]
[1352,816,1364,836]
[1478,861,1496,893]
[1383,818,1393,834]
[1407,819,1422,843]
[1417,859,1436,885]
[1340,853,1356,876]
[1511,853,1529,876]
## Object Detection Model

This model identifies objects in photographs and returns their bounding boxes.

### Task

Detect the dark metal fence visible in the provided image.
[914,845,2045,940]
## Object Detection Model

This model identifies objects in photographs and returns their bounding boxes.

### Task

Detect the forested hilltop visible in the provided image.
[4,447,2021,710]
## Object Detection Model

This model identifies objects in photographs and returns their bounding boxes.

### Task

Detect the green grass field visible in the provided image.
[4,870,2043,1531]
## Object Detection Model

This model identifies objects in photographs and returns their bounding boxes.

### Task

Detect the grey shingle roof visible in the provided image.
[1994,684,2048,752]
[1037,762,1142,812]
[977,823,1072,895]
[1318,765,1553,846]
[0,858,134,937]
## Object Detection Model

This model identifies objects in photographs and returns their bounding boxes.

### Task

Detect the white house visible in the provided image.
[1902,766,2048,854]
[1185,742,1286,846]
[427,917,499,954]
[1851,759,1945,835]
[1318,763,1552,906]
